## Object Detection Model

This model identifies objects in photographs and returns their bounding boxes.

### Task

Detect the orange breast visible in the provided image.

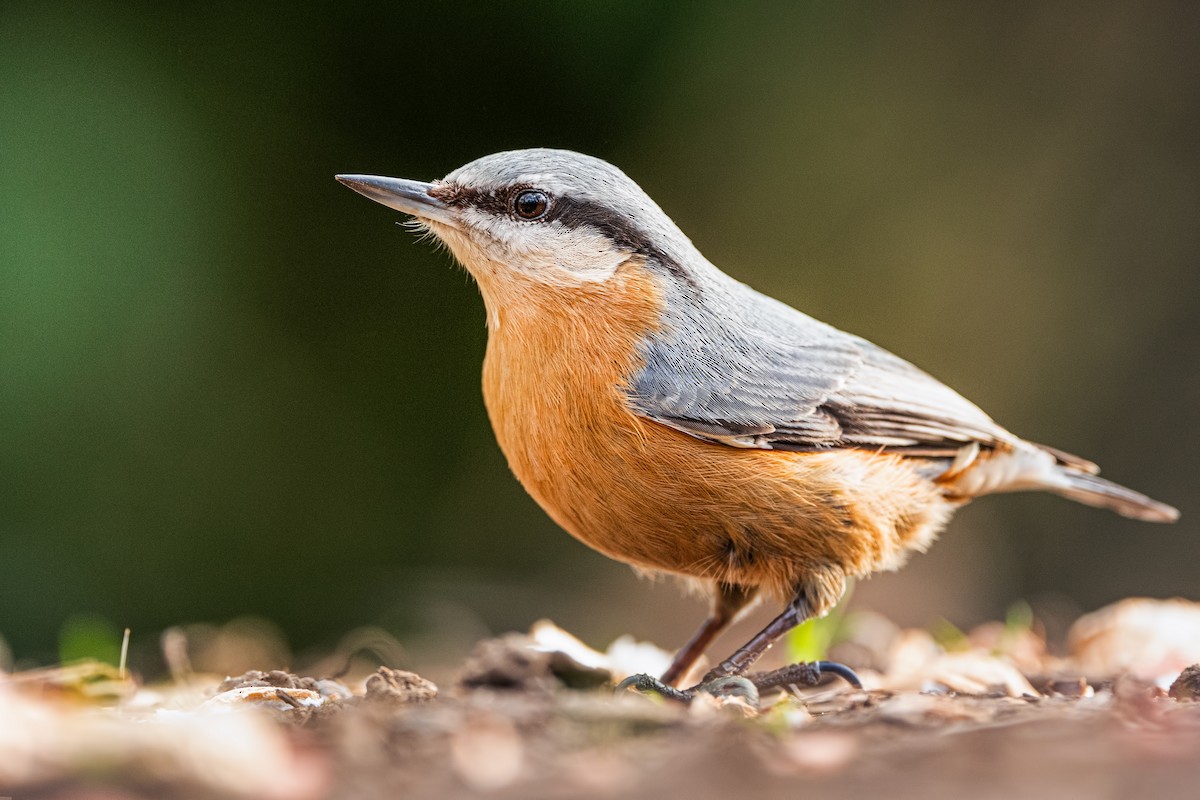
[480,262,951,607]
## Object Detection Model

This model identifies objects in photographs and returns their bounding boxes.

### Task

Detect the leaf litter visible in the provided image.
[5,597,1200,799]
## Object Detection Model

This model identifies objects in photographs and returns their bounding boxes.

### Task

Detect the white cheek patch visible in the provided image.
[511,224,628,283]
[436,209,630,288]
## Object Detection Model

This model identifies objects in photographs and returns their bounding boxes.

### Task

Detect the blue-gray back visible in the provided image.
[627,265,1014,454]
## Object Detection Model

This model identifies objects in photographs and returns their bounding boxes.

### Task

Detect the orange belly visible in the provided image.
[480,262,952,611]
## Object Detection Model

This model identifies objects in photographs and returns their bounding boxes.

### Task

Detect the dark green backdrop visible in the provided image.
[2,1,1197,667]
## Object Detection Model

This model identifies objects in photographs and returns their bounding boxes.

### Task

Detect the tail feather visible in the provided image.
[941,442,1179,523]
[1051,469,1179,523]
[1030,441,1100,475]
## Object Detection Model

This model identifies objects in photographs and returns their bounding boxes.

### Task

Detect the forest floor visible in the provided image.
[5,597,1200,800]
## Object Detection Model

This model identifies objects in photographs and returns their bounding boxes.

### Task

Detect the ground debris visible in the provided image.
[207,669,355,721]
[457,623,672,693]
[5,659,138,704]
[363,666,438,704]
[1033,676,1093,698]
[220,669,305,691]
[1069,597,1200,683]
[1168,664,1200,702]
[206,684,325,712]
[872,628,1039,696]
[218,669,352,700]
[7,599,1200,799]
[458,632,559,693]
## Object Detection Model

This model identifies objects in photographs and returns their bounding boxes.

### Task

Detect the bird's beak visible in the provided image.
[335,174,453,224]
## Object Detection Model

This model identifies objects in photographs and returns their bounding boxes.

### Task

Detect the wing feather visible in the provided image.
[627,277,1016,455]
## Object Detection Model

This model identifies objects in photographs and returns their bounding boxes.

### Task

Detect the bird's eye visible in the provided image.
[512,190,550,220]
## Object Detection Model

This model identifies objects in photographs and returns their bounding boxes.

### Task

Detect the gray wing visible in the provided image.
[627,279,1015,454]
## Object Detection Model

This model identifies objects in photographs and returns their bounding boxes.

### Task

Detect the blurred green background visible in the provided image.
[2,1,1197,671]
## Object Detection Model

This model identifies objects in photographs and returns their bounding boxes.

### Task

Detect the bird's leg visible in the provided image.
[615,583,754,701]
[693,592,862,696]
[618,586,862,703]
[699,597,808,683]
[659,583,756,687]
[656,620,726,689]
[618,592,792,700]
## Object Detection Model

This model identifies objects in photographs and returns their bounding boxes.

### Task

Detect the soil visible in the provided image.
[5,603,1200,800]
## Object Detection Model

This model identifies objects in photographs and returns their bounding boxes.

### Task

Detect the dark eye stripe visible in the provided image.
[433,183,692,285]
[430,183,507,214]
[542,196,657,255]
[544,196,701,290]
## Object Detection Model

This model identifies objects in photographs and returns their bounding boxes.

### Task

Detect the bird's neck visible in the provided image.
[475,258,663,347]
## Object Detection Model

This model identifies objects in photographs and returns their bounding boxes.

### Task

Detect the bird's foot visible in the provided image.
[614,673,695,703]
[616,660,861,706]
[745,660,863,692]
[616,672,760,706]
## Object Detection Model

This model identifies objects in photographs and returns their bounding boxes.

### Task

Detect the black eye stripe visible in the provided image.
[439,184,660,256]
[542,196,656,255]
[433,182,698,289]
[431,184,508,214]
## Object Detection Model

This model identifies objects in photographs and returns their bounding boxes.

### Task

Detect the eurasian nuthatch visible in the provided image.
[337,149,1178,698]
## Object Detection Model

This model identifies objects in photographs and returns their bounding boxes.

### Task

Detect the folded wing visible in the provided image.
[627,278,1016,456]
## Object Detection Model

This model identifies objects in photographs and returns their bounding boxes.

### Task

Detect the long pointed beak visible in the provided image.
[335,174,452,223]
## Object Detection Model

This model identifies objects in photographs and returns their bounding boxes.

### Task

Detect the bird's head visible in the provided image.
[338,149,704,317]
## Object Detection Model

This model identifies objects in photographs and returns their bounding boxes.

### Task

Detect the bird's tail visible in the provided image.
[1049,468,1179,523]
[939,441,1179,523]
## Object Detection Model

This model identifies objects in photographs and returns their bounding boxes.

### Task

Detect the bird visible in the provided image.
[336,148,1178,699]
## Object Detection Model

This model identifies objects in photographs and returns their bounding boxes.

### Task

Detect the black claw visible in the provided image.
[814,660,863,689]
